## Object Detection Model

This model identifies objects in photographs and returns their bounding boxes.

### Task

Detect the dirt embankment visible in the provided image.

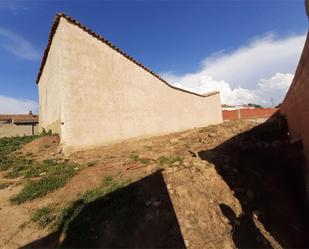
[0,119,308,248]
[16,135,60,161]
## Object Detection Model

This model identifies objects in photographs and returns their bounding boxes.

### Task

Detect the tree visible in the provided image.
[247,103,263,108]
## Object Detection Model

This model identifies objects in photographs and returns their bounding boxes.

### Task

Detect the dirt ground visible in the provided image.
[0,119,308,248]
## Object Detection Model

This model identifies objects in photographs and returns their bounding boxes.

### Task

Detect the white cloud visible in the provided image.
[172,75,262,105]
[0,95,37,114]
[161,33,306,106]
[0,27,40,60]
[258,73,293,91]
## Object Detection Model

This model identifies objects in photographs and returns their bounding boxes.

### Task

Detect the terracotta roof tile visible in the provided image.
[0,114,38,123]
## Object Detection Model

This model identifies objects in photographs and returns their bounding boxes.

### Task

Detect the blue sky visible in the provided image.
[0,0,307,113]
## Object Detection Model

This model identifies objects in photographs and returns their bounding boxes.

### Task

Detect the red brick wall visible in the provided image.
[222,108,279,121]
[281,31,309,161]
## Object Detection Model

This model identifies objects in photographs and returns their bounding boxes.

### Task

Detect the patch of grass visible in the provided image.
[157,155,183,167]
[0,136,38,156]
[0,182,10,190]
[0,136,81,204]
[199,125,216,133]
[5,158,76,180]
[0,136,39,171]
[10,161,77,204]
[31,206,56,228]
[0,136,51,179]
[129,153,150,165]
[4,158,39,178]
[129,153,139,161]
[79,183,121,203]
[102,176,113,186]
[54,179,131,233]
[139,158,150,164]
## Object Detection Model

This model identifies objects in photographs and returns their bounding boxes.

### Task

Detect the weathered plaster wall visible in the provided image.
[38,22,63,135]
[56,18,222,151]
[0,124,38,138]
[281,32,309,161]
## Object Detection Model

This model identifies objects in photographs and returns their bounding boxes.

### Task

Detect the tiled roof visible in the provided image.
[36,13,219,98]
[0,114,39,123]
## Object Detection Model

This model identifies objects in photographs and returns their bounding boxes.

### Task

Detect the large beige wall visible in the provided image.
[281,31,309,161]
[42,17,222,152]
[0,124,38,138]
[38,22,63,135]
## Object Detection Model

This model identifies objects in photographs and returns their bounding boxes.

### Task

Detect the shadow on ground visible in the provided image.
[199,114,309,248]
[21,171,185,248]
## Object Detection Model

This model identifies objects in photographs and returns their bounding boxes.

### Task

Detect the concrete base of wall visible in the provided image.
[62,121,222,154]
[38,119,61,136]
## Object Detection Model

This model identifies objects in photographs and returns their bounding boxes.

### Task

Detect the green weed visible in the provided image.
[157,155,183,166]
[0,182,10,190]
[129,153,150,165]
[102,176,113,186]
[54,180,131,233]
[10,162,76,204]
[0,136,80,204]
[129,153,139,161]
[31,206,56,228]
[0,136,39,171]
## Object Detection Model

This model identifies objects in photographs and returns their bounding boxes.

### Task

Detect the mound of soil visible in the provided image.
[2,119,308,249]
[17,135,60,161]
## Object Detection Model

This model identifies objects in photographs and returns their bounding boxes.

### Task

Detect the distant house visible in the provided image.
[0,112,38,138]
[37,13,223,152]
[0,113,38,125]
